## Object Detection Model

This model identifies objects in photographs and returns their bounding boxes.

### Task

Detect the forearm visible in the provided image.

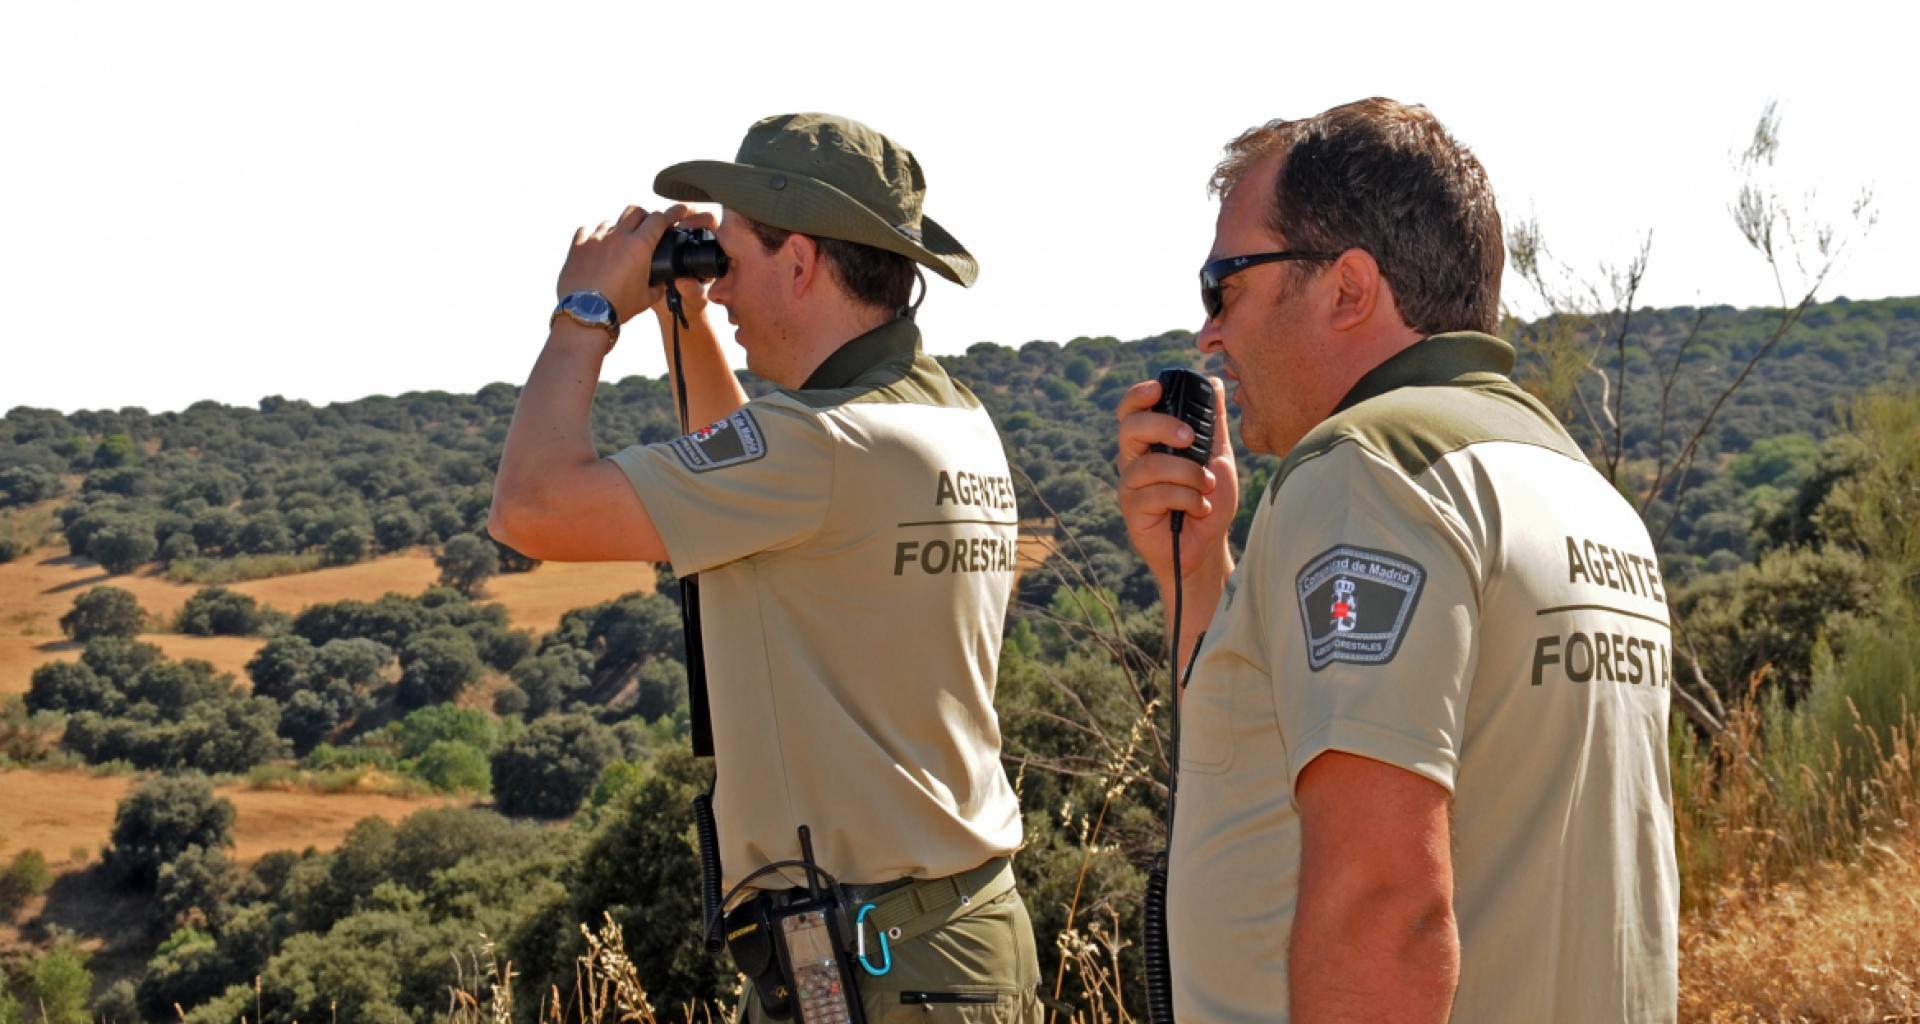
[655,306,749,430]
[495,323,612,516]
[1289,879,1458,1022]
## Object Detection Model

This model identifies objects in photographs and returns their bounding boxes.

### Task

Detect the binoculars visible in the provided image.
[651,228,729,285]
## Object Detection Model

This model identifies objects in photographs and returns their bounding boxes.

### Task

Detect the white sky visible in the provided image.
[2,0,1914,415]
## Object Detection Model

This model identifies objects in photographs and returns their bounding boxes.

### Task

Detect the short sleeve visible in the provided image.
[1266,442,1481,795]
[607,397,834,576]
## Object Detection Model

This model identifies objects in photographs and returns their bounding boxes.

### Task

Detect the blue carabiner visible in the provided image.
[855,903,891,977]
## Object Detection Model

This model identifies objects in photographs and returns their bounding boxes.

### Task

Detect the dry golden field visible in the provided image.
[0,546,655,696]
[0,767,468,866]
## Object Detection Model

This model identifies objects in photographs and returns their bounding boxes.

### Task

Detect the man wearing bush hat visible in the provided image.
[491,113,1039,1020]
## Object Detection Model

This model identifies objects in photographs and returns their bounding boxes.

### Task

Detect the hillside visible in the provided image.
[0,294,1917,1023]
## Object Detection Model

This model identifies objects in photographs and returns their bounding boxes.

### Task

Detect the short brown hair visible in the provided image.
[1211,98,1503,335]
[746,220,917,312]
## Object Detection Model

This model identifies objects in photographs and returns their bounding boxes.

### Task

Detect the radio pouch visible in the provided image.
[725,899,795,1020]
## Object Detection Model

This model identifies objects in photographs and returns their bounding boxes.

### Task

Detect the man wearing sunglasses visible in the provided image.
[1115,98,1678,1022]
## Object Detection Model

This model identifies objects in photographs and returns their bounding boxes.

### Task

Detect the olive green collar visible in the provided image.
[799,316,922,390]
[1333,331,1517,413]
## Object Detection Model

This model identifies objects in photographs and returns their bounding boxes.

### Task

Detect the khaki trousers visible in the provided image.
[735,883,1042,1024]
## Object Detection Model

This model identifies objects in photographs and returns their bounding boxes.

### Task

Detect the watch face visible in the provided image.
[571,292,611,321]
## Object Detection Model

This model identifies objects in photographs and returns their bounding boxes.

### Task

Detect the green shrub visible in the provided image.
[92,434,138,469]
[1677,545,1876,702]
[105,774,235,889]
[59,586,144,642]
[263,637,390,753]
[303,743,398,773]
[633,658,688,722]
[490,713,620,819]
[247,635,318,698]
[509,743,731,1007]
[0,848,53,917]
[434,533,499,596]
[0,465,60,507]
[407,739,491,793]
[26,660,119,716]
[1802,601,1920,784]
[156,845,237,930]
[323,525,372,567]
[396,626,483,708]
[388,704,499,758]
[374,509,424,551]
[508,651,590,717]
[138,930,236,1023]
[588,759,648,809]
[163,552,321,585]
[28,947,93,1024]
[92,979,141,1024]
[159,530,200,564]
[177,586,278,636]
[87,519,158,574]
[60,658,286,774]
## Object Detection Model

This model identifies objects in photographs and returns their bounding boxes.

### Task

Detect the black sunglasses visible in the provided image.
[1199,250,1342,319]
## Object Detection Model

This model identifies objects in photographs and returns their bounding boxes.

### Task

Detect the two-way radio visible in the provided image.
[710,826,868,1024]
[1143,367,1215,1024]
[766,828,866,1024]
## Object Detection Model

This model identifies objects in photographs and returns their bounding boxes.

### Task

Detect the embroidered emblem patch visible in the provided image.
[1295,545,1426,671]
[666,409,767,473]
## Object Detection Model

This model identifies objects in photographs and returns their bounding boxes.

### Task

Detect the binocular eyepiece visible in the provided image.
[651,228,730,286]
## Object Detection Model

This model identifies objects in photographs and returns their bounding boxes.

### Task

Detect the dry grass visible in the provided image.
[474,561,656,636]
[1679,829,1920,1022]
[0,497,64,556]
[1670,653,1920,1021]
[0,766,468,866]
[1674,687,1920,902]
[449,914,730,1024]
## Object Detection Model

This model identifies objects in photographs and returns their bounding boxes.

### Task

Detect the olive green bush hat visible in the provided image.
[654,113,977,287]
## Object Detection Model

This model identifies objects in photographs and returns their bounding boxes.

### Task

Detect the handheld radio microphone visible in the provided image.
[1148,369,1216,534]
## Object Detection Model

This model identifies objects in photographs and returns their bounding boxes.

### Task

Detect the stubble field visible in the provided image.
[0,547,654,696]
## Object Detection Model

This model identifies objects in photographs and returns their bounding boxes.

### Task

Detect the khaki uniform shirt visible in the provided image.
[1169,333,1679,1022]
[611,317,1023,889]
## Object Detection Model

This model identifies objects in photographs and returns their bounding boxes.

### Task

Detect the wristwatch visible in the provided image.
[552,291,620,346]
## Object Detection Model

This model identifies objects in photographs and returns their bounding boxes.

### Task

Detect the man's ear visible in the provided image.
[786,233,823,298]
[1328,248,1382,333]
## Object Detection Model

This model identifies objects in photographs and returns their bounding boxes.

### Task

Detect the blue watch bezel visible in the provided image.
[553,290,620,345]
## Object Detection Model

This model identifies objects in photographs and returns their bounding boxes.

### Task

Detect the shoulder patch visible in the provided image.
[1295,545,1426,671]
[666,409,768,473]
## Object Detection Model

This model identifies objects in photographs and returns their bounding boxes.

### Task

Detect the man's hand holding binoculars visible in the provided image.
[554,203,692,331]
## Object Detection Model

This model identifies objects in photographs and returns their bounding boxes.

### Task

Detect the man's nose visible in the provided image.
[1196,316,1224,352]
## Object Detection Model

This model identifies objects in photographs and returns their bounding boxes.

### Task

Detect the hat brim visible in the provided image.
[654,160,977,288]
